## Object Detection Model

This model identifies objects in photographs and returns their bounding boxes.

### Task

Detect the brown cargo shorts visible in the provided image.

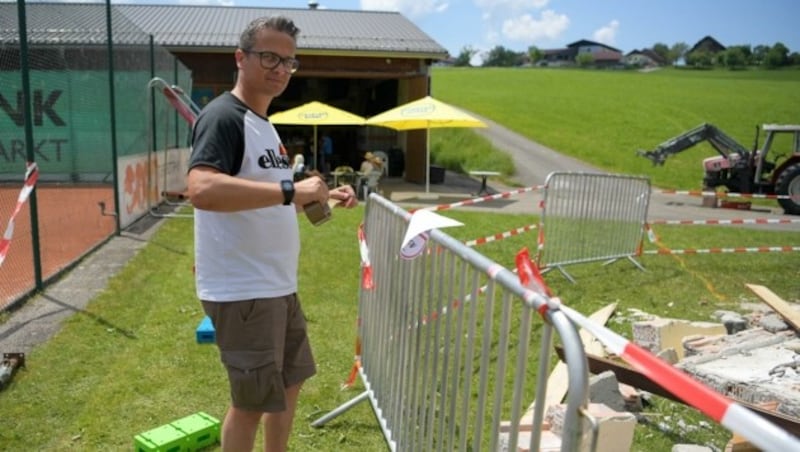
[202,294,316,412]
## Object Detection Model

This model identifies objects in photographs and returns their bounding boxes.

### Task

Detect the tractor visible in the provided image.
[638,123,800,215]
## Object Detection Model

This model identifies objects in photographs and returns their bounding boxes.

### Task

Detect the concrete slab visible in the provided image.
[680,328,800,419]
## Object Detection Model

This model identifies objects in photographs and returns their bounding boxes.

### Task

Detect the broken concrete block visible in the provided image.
[679,329,800,419]
[509,429,562,452]
[713,310,749,334]
[759,312,789,333]
[682,328,792,356]
[618,383,644,412]
[656,347,679,364]
[498,417,548,433]
[672,445,713,452]
[632,317,727,360]
[547,403,636,452]
[589,370,627,412]
[497,427,559,452]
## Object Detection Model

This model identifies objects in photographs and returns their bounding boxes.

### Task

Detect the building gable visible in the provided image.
[625,49,667,66]
[566,39,622,54]
[688,36,726,54]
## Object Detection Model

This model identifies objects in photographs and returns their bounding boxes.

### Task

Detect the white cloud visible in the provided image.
[361,0,449,17]
[472,0,568,48]
[469,51,484,66]
[501,10,569,43]
[474,0,549,10]
[593,20,619,46]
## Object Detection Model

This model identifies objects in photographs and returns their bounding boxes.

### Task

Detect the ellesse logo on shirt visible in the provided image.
[257,146,291,169]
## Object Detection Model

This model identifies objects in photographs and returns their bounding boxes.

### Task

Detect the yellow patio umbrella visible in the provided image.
[366,95,486,192]
[270,101,366,170]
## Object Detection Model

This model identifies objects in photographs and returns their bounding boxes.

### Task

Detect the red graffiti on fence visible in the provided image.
[123,157,159,215]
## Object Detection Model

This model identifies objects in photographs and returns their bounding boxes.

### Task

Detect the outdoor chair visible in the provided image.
[373,150,389,176]
[360,170,382,200]
[333,165,357,187]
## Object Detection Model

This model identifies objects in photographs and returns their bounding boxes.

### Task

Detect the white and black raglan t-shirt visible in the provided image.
[189,92,299,302]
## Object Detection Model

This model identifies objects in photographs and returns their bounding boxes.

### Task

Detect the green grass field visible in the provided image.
[2,68,799,451]
[430,67,800,191]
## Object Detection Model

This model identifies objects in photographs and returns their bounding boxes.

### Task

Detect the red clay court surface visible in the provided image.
[0,185,117,310]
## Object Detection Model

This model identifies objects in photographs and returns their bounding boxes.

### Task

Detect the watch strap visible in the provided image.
[280,180,294,205]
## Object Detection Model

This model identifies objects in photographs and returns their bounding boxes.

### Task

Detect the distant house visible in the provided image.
[625,48,667,67]
[541,39,623,67]
[685,36,727,67]
[541,47,572,66]
[688,36,726,55]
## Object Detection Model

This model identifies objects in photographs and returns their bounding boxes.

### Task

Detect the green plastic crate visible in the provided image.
[134,412,220,452]
[171,412,220,450]
[134,424,187,452]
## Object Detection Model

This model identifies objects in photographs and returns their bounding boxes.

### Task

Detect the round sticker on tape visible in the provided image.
[400,232,428,260]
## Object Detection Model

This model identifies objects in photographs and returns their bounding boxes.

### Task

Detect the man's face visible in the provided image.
[236,27,297,99]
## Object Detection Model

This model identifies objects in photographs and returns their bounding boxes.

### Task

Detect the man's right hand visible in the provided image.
[293,175,329,206]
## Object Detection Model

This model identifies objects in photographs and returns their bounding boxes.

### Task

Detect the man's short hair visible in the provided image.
[239,16,300,51]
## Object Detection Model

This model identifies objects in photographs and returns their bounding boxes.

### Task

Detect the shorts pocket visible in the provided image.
[220,350,285,411]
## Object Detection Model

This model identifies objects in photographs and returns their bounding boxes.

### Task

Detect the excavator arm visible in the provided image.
[637,123,752,165]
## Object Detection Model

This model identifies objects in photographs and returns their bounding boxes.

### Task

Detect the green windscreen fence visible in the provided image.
[0,1,193,310]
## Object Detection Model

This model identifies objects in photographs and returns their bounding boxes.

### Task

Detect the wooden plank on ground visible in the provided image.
[534,302,618,412]
[746,283,800,332]
[581,302,617,356]
[725,433,762,452]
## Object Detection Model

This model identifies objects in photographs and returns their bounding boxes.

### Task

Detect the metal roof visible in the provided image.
[0,2,448,58]
[0,2,149,45]
[567,39,622,54]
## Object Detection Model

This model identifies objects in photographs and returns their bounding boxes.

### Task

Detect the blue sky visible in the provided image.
[215,0,800,58]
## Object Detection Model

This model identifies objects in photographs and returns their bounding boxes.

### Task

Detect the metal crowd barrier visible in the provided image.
[313,194,592,451]
[538,172,651,283]
[145,77,196,219]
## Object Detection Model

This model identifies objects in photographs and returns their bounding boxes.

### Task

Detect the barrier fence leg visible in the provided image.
[626,255,647,272]
[311,390,370,428]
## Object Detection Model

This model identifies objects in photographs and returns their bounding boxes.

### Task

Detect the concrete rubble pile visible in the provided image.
[500,285,800,452]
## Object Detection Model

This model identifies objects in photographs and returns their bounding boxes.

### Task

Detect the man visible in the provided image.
[186,16,357,452]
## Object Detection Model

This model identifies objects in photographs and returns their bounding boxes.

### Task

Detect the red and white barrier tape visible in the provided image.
[342,335,362,389]
[419,184,543,213]
[0,162,39,268]
[658,189,799,200]
[514,249,800,452]
[358,223,374,290]
[464,223,537,247]
[649,217,799,226]
[644,220,798,247]
[537,223,545,252]
[346,225,372,388]
[643,246,799,255]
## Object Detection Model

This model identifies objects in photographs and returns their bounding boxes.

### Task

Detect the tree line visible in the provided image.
[452,42,800,69]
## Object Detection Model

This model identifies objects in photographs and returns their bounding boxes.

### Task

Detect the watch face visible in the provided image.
[281,180,294,205]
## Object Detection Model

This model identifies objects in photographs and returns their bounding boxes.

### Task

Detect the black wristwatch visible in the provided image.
[280,180,295,205]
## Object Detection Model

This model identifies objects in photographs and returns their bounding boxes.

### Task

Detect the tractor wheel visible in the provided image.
[776,163,800,215]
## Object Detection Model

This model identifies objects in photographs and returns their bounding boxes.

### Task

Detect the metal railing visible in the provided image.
[537,172,650,283]
[313,194,593,451]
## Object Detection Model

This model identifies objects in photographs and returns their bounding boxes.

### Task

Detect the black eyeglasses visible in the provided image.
[244,50,300,74]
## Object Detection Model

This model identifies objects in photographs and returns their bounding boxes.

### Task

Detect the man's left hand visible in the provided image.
[330,185,358,208]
